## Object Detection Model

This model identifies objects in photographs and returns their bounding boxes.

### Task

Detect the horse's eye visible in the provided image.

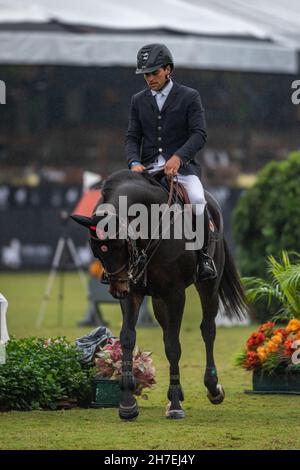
[100,244,109,253]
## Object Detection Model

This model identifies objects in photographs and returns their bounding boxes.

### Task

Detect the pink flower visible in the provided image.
[94,339,156,395]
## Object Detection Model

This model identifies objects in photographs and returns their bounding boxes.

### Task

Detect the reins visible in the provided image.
[128,175,178,285]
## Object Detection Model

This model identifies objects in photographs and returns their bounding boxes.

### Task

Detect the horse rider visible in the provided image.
[125,43,216,281]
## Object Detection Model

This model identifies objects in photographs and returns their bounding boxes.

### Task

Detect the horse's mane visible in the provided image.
[101,170,142,201]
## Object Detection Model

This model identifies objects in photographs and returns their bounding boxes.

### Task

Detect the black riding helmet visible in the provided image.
[136,43,174,74]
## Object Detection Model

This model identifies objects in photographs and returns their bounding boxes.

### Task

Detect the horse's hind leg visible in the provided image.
[153,291,186,419]
[196,282,225,405]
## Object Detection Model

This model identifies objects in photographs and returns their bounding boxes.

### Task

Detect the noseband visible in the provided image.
[89,231,148,286]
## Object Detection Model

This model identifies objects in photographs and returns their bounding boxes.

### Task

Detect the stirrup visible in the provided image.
[197,252,217,281]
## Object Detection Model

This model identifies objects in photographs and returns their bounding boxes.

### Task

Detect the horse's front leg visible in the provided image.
[119,292,143,420]
[161,290,186,419]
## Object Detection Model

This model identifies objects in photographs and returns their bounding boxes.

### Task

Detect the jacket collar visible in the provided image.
[145,81,180,113]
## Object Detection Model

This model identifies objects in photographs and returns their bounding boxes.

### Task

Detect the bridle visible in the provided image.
[89,175,177,286]
[89,230,129,283]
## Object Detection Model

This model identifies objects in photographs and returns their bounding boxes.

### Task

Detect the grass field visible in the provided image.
[1,272,300,450]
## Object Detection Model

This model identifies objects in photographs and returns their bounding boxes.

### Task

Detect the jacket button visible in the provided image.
[157,126,162,131]
[158,115,162,120]
[157,137,162,141]
[158,148,163,152]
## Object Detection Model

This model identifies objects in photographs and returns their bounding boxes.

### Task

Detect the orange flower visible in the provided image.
[270,334,283,345]
[274,328,289,338]
[257,346,268,362]
[266,340,279,353]
[286,319,300,333]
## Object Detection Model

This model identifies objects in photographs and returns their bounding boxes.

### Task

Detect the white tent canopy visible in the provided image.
[0,0,299,73]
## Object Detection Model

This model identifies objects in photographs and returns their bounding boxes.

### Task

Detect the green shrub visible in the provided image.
[0,337,94,411]
[233,151,300,278]
[243,251,300,322]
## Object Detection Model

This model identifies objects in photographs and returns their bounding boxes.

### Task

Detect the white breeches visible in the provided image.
[148,156,206,216]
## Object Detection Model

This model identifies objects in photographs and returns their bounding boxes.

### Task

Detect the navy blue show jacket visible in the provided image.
[125,81,207,175]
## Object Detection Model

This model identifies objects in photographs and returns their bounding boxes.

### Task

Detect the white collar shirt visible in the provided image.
[151,79,173,111]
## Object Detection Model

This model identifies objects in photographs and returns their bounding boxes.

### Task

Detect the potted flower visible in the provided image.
[237,252,300,393]
[236,320,300,393]
[91,338,156,407]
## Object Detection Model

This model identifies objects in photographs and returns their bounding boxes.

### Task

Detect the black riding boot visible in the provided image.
[196,206,217,281]
[196,248,217,281]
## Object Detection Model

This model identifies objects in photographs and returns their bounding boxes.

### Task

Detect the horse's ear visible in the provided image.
[70,214,93,229]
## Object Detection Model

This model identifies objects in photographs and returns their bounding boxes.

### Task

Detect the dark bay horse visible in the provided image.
[72,169,247,420]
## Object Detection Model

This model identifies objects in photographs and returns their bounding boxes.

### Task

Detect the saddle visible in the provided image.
[142,169,189,205]
[142,170,219,246]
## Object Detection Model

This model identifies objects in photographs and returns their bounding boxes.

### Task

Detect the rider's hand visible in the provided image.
[164,155,181,177]
[131,164,146,172]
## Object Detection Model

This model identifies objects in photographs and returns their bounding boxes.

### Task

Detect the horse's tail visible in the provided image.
[218,239,249,320]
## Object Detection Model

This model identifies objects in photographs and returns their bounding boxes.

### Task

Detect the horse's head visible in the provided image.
[71,213,130,299]
[71,170,163,298]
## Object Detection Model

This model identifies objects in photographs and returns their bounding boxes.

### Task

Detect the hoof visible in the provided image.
[207,384,225,405]
[119,402,139,420]
[165,402,185,419]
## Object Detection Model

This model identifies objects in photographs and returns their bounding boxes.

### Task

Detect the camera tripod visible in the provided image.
[36,212,87,328]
